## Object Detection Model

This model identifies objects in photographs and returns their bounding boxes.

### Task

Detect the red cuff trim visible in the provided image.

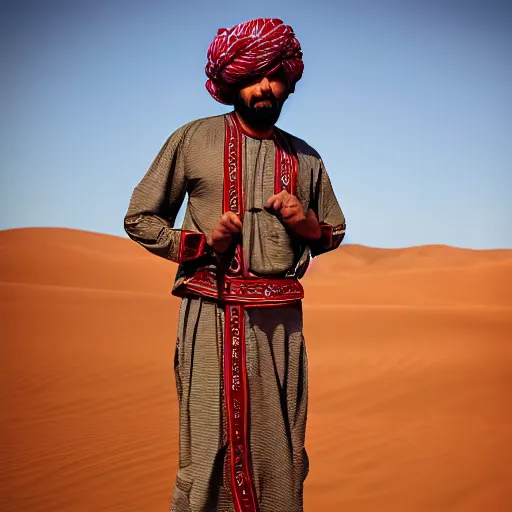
[179,231,207,263]
[319,223,333,249]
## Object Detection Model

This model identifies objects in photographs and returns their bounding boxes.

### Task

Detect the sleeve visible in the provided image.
[308,159,347,257]
[123,126,210,264]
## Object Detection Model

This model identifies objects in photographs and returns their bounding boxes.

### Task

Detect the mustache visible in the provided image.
[250,93,277,108]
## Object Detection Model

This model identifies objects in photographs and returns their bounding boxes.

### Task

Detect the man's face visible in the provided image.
[233,70,290,130]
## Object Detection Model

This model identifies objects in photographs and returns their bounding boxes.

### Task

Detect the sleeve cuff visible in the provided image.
[319,223,333,249]
[310,222,346,257]
[178,230,208,263]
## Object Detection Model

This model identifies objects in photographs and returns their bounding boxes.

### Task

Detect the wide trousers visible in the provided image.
[170,297,309,512]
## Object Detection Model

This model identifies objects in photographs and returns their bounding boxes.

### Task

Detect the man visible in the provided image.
[124,18,346,512]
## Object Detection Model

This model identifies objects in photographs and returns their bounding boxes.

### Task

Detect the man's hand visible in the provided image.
[210,211,243,255]
[265,190,321,241]
[265,190,306,228]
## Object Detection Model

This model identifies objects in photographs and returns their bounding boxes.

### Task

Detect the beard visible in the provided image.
[233,90,285,131]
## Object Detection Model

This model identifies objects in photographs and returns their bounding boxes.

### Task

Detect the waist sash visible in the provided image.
[177,268,303,305]
[180,112,300,512]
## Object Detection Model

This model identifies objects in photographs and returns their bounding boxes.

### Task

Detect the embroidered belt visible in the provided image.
[178,112,300,512]
[177,269,304,306]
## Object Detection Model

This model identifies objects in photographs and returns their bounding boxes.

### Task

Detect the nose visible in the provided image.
[258,77,271,94]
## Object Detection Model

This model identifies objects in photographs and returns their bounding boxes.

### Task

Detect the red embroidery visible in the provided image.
[224,305,258,512]
[178,231,206,262]
[173,116,305,511]
[178,269,304,305]
[221,114,301,512]
[273,129,298,195]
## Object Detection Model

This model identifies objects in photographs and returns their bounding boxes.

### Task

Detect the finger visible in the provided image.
[222,215,242,233]
[281,205,298,220]
[215,225,231,238]
[273,198,283,210]
[280,191,291,205]
[265,194,279,209]
[220,212,235,225]
[287,196,300,208]
[265,190,288,209]
[226,212,243,230]
[226,219,240,233]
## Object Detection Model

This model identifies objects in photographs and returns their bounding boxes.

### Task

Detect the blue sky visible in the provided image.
[1,0,510,249]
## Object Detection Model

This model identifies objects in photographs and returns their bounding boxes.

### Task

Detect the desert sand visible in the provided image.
[1,227,511,512]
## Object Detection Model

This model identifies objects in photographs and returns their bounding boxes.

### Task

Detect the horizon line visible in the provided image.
[1,225,510,252]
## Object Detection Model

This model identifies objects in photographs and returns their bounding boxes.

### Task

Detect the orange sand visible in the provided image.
[1,227,511,511]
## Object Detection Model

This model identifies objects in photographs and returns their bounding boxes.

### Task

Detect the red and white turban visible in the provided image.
[205,18,304,105]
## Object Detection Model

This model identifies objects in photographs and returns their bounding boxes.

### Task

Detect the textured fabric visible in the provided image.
[124,113,345,279]
[205,18,304,105]
[124,113,346,511]
[171,298,309,512]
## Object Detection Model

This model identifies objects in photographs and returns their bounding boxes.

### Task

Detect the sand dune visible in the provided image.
[1,227,511,511]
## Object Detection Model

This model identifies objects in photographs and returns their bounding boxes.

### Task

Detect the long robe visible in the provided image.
[124,113,346,512]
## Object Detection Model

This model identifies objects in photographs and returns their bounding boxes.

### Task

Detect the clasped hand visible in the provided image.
[264,190,306,226]
[210,191,306,255]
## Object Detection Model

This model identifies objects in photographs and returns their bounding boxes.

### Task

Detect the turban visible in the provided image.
[205,18,304,105]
